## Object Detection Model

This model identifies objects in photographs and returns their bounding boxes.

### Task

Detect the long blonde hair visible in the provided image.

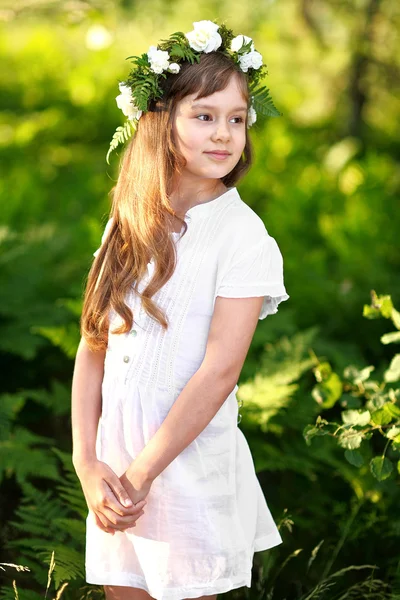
[81,51,253,351]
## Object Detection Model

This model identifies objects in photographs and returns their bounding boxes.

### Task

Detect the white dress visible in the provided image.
[85,186,289,599]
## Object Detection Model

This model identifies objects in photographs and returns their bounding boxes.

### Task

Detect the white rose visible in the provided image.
[238,50,263,72]
[185,20,222,53]
[147,45,171,74]
[247,105,257,128]
[168,62,181,74]
[230,34,255,53]
[116,83,143,121]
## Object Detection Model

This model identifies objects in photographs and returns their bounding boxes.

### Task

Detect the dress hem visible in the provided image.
[253,531,283,552]
[85,535,283,599]
[85,570,252,600]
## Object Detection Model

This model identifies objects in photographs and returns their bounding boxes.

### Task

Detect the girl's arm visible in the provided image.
[124,295,264,490]
[71,337,105,467]
[72,337,147,533]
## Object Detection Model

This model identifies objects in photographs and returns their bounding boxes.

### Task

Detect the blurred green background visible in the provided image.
[1,0,400,598]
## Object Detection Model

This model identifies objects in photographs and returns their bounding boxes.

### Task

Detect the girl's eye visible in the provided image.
[196,115,244,123]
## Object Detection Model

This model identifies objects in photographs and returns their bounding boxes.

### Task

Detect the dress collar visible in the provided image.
[185,186,238,219]
[170,187,239,239]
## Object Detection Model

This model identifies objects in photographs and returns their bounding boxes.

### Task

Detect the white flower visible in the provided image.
[147,45,171,74]
[238,50,263,72]
[247,104,257,128]
[115,83,142,121]
[230,34,255,53]
[168,62,181,74]
[185,20,222,53]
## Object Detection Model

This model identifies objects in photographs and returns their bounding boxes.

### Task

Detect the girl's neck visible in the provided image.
[169,179,228,217]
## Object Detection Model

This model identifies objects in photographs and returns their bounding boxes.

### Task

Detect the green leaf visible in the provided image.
[384,354,400,382]
[385,403,400,418]
[363,291,397,323]
[344,449,364,467]
[313,361,332,382]
[106,120,136,164]
[386,426,400,440]
[338,429,364,450]
[312,372,342,409]
[370,406,393,425]
[303,424,329,446]
[392,307,400,330]
[31,323,80,359]
[365,393,386,412]
[381,331,400,344]
[342,409,370,426]
[370,456,393,481]
[343,364,374,385]
[250,84,282,118]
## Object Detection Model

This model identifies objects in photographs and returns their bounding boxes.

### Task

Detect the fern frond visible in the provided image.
[106,120,136,164]
[250,84,282,118]
[0,393,25,441]
[31,323,80,359]
[40,547,84,588]
[0,427,59,485]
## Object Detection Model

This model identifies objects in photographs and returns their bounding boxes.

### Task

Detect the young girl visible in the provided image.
[72,20,289,600]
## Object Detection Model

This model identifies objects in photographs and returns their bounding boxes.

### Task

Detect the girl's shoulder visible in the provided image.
[218,189,271,245]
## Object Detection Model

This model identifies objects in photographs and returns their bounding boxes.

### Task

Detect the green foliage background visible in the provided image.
[0,0,399,598]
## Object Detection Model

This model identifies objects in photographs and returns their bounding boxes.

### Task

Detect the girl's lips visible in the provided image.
[205,151,231,160]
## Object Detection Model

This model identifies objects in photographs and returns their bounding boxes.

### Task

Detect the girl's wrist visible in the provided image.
[127,459,154,489]
[72,452,98,473]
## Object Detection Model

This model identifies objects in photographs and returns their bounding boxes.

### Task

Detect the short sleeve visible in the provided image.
[93,217,114,258]
[216,233,290,320]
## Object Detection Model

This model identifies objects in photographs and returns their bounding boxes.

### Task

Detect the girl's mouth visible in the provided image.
[205,151,231,160]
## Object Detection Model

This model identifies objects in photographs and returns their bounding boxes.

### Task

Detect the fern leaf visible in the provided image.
[40,547,84,588]
[106,120,136,164]
[250,84,282,118]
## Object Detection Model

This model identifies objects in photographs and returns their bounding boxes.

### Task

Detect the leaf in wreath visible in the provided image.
[106,121,136,164]
[169,45,186,58]
[251,85,282,118]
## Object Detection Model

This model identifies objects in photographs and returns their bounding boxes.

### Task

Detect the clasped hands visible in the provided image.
[76,457,153,535]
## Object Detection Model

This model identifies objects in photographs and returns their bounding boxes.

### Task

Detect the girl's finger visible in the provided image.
[101,505,143,530]
[94,511,115,535]
[103,485,146,516]
[113,509,145,530]
[118,510,145,531]
[105,476,134,510]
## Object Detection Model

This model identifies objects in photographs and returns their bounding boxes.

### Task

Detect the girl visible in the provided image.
[71,20,289,600]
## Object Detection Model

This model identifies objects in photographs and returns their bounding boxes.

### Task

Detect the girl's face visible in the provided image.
[172,74,248,184]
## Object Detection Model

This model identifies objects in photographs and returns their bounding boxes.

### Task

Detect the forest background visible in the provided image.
[0,0,399,598]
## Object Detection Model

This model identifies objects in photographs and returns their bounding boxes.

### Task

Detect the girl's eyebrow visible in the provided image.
[190,103,248,113]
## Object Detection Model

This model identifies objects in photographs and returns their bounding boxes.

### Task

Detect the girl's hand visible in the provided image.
[75,458,147,535]
[117,463,153,530]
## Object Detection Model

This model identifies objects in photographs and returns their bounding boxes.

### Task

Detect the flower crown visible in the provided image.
[106,19,282,164]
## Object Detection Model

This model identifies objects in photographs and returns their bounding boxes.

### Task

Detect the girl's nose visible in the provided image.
[211,120,230,142]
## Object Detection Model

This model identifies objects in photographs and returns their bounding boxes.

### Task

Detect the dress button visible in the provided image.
[123,355,130,363]
[130,329,138,336]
